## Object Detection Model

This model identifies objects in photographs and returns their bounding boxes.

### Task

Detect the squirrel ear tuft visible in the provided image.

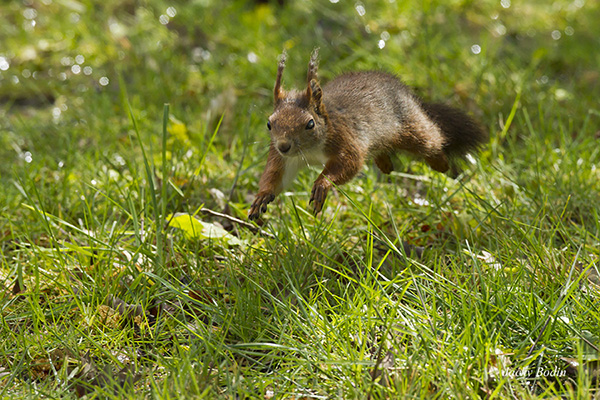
[274,51,287,103]
[306,49,325,114]
[306,48,319,85]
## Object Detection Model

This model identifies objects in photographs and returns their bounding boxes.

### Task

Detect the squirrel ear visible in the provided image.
[306,47,319,85]
[309,78,325,115]
[274,51,287,104]
[306,49,325,114]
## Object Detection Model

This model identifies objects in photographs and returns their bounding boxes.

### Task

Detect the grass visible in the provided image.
[1,0,600,398]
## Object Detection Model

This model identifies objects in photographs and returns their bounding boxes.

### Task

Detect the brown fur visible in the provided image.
[248,50,487,220]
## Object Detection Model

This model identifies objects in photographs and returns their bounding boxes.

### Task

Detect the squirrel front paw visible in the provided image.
[248,193,275,220]
[309,180,330,215]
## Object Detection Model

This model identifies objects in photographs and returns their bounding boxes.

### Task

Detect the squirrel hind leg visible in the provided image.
[424,152,450,173]
[375,153,394,174]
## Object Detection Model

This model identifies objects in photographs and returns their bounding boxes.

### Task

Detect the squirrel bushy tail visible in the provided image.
[422,102,488,162]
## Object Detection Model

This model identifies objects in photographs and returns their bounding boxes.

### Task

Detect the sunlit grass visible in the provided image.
[1,0,599,398]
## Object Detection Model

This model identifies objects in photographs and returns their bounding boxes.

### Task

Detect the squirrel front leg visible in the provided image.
[249,145,285,220]
[310,151,364,214]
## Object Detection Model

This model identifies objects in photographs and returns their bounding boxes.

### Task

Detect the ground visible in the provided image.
[1,0,599,398]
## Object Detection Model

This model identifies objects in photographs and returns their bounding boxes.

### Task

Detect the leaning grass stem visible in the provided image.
[160,104,169,268]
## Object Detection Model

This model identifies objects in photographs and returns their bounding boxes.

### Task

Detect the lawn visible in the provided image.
[1,0,599,398]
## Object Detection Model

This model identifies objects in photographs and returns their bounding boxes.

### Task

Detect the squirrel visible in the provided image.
[248,49,487,220]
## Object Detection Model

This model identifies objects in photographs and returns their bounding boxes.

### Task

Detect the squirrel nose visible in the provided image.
[277,141,292,154]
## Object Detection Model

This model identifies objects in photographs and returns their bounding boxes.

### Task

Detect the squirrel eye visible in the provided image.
[306,119,315,130]
[267,121,272,130]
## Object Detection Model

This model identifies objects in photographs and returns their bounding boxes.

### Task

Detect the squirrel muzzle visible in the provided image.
[276,140,292,155]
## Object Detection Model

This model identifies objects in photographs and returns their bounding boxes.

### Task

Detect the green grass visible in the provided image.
[1,0,600,398]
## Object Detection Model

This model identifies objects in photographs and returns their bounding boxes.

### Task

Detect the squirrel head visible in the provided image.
[267,49,328,158]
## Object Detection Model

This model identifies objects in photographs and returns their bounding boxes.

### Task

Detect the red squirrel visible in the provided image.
[248,49,487,220]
